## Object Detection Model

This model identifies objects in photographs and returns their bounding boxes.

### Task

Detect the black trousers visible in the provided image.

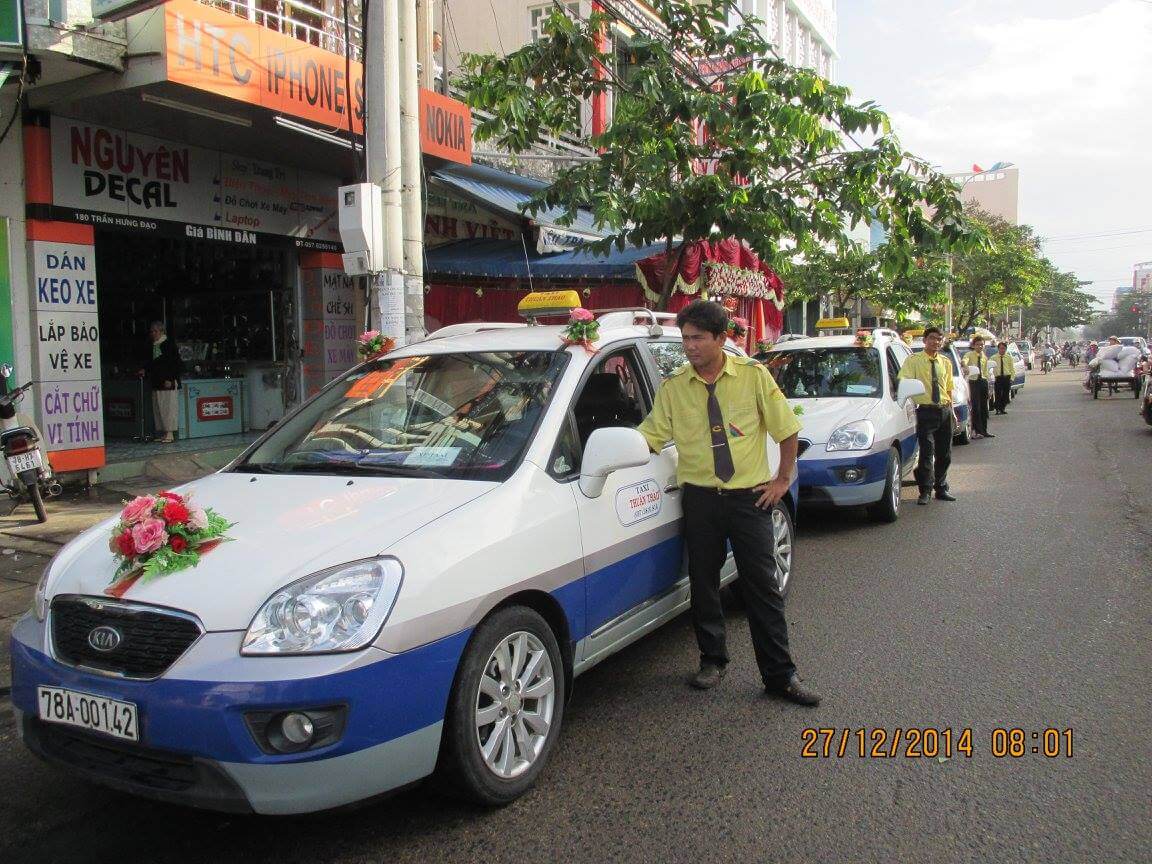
[682,484,796,688]
[994,375,1012,412]
[914,405,953,494]
[969,378,990,434]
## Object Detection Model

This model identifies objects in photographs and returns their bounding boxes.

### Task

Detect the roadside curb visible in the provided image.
[0,535,63,556]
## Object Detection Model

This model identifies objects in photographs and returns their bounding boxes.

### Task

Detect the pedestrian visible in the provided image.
[138,320,182,443]
[637,300,819,706]
[898,326,956,505]
[992,340,1015,415]
[962,336,994,439]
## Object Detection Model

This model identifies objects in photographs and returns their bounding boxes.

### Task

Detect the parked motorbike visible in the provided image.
[0,365,60,523]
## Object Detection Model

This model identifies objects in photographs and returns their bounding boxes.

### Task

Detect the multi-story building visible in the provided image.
[948,164,1020,224]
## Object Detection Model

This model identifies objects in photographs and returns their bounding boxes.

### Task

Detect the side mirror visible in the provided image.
[578,427,651,498]
[896,378,926,405]
[967,365,981,377]
[0,364,11,379]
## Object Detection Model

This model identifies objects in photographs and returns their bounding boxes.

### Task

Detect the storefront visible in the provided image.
[24,113,357,472]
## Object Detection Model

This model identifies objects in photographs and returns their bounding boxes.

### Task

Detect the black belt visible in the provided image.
[683,483,761,496]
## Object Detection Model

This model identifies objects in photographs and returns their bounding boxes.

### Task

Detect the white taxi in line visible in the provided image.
[12,294,798,815]
[762,325,926,522]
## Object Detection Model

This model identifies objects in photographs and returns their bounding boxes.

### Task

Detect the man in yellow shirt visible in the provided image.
[961,336,994,439]
[898,326,957,505]
[992,341,1016,414]
[638,300,819,706]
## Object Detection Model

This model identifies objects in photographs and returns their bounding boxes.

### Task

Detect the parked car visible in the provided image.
[1015,340,1035,371]
[967,340,1027,399]
[12,299,799,815]
[762,330,922,523]
[909,340,973,445]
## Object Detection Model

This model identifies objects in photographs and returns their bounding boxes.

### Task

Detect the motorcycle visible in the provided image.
[1041,355,1053,374]
[0,365,61,523]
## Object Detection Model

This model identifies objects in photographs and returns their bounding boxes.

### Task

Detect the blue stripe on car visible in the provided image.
[797,449,890,488]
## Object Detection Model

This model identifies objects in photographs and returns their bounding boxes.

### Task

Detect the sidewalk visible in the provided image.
[0,467,217,689]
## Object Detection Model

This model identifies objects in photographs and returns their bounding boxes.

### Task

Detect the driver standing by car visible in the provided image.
[898,326,956,505]
[637,300,820,706]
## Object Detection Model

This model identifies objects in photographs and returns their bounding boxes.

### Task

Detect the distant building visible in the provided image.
[947,165,1020,224]
[1134,262,1152,294]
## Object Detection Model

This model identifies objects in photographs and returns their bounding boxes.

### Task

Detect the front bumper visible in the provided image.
[11,613,466,814]
[797,449,889,507]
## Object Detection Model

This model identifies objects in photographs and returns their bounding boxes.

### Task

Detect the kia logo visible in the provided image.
[87,626,122,652]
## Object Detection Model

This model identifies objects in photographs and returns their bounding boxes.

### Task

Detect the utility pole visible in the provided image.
[366,0,407,344]
[400,0,426,343]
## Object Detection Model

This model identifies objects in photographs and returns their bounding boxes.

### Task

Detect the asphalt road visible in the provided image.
[2,366,1149,864]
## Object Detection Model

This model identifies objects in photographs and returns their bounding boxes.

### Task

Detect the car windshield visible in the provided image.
[235,351,568,480]
[911,346,959,374]
[765,346,882,398]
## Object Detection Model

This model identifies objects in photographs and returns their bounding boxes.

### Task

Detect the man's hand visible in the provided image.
[753,476,790,510]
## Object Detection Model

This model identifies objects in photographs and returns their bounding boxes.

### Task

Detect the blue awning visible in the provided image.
[425,239,666,280]
[431,163,606,239]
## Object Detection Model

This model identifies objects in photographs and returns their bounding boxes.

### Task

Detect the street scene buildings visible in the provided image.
[0,2,1149,862]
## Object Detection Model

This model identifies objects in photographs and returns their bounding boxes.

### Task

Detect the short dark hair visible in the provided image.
[675,300,729,337]
[997,340,1008,347]
[971,335,985,344]
[923,326,943,338]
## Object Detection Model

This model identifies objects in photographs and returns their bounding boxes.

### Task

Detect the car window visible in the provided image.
[237,351,568,480]
[766,346,882,398]
[885,347,902,398]
[648,341,688,380]
[556,347,653,476]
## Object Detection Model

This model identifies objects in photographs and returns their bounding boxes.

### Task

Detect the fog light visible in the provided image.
[280,712,315,746]
[841,467,863,483]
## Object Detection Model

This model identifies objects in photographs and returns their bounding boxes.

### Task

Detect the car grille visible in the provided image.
[50,596,202,679]
[22,719,251,813]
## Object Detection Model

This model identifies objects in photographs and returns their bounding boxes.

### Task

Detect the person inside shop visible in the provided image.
[138,321,182,444]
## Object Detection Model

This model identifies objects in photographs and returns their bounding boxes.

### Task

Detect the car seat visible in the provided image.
[575,373,641,444]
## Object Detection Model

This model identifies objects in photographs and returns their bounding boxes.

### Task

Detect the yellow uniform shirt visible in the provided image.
[899,351,954,407]
[992,352,1016,378]
[961,350,992,380]
[638,354,801,489]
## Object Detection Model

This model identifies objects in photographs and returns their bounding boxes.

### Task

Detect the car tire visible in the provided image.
[727,500,794,603]
[955,415,971,445]
[870,448,901,524]
[435,606,565,806]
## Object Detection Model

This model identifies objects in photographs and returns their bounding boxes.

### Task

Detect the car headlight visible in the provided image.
[826,420,875,452]
[242,558,403,655]
[33,559,53,622]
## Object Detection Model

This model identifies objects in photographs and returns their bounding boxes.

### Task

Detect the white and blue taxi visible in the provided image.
[762,322,925,522]
[12,293,798,814]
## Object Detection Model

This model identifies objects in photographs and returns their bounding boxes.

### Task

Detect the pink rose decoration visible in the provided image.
[130,518,168,555]
[358,329,381,343]
[121,496,157,526]
[187,507,209,532]
[570,308,594,322]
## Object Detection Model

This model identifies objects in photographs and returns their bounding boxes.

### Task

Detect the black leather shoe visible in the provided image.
[917,492,931,505]
[935,490,957,502]
[767,674,821,706]
[983,432,995,438]
[690,662,726,690]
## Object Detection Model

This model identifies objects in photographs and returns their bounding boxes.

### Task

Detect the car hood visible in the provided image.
[791,397,879,445]
[44,472,497,631]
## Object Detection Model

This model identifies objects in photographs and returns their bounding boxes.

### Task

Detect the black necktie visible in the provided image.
[705,382,735,483]
[930,358,940,404]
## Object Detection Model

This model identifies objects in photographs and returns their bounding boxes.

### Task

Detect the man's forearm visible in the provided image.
[777,433,799,482]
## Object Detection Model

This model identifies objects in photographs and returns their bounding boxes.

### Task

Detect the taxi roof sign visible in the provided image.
[517,290,582,320]
[815,317,851,330]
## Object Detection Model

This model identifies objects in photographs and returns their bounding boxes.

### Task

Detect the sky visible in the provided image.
[836,0,1152,311]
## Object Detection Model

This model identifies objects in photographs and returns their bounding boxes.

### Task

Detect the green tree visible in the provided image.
[951,204,1048,332]
[460,0,971,309]
[1022,267,1097,341]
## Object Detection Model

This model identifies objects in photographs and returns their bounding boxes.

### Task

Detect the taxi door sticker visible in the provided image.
[615,478,663,527]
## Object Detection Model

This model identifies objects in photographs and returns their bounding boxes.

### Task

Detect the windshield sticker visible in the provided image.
[845,384,877,395]
[344,357,428,399]
[615,479,663,527]
[405,446,462,467]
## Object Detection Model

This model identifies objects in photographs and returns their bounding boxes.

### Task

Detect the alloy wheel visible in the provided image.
[772,506,793,593]
[474,631,556,779]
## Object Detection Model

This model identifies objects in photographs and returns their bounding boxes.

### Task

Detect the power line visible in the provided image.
[1042,227,1152,243]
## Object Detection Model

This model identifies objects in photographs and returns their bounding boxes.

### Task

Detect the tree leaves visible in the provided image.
[460,0,972,308]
